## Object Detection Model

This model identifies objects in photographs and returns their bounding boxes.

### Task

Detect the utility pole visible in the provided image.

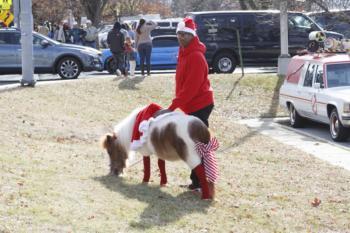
[19,0,35,87]
[13,0,20,27]
[277,0,291,76]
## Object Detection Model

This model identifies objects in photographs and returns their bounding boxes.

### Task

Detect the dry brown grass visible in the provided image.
[0,73,349,233]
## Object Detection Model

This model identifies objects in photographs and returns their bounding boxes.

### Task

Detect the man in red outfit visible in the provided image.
[157,17,214,191]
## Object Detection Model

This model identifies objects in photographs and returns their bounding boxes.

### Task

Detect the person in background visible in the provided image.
[120,23,130,38]
[38,22,49,36]
[48,23,55,39]
[63,22,72,43]
[33,23,38,32]
[54,22,65,43]
[156,17,215,191]
[70,23,86,45]
[124,36,137,78]
[84,20,98,48]
[135,19,157,76]
[107,21,127,78]
[124,23,135,40]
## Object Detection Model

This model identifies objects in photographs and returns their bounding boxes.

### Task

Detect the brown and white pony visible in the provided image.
[101,107,217,199]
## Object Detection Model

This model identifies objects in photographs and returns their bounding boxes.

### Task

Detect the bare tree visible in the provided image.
[104,0,171,21]
[171,0,237,16]
[32,0,82,25]
[236,0,350,11]
[79,0,109,26]
[139,0,172,17]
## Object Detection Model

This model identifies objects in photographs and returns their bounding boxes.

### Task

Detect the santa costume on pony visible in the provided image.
[128,103,219,199]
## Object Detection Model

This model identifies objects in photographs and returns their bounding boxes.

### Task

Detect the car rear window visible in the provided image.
[157,22,171,28]
[326,63,350,87]
[0,32,20,45]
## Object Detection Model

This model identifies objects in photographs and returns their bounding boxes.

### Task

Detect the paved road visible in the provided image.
[275,118,350,147]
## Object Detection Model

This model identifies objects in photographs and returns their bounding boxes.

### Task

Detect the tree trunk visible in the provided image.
[247,0,258,9]
[309,0,329,12]
[238,0,248,9]
[80,0,109,26]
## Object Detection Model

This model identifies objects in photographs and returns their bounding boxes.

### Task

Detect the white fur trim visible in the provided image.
[130,119,152,150]
[176,21,196,36]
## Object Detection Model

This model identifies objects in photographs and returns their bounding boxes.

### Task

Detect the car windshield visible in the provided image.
[326,63,350,88]
[289,14,317,30]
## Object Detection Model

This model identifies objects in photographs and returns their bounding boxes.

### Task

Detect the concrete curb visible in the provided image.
[0,75,116,93]
[0,83,22,93]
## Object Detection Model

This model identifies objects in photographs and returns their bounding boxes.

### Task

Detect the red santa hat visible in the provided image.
[130,103,162,149]
[176,17,197,36]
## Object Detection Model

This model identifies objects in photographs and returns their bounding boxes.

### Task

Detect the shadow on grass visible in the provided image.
[221,74,285,152]
[113,76,146,90]
[260,75,285,118]
[94,175,211,229]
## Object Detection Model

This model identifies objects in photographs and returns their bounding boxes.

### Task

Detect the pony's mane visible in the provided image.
[113,106,144,151]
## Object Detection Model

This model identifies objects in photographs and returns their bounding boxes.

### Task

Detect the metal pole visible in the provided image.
[280,1,289,57]
[19,0,36,87]
[13,0,20,28]
[277,0,291,76]
[236,29,244,76]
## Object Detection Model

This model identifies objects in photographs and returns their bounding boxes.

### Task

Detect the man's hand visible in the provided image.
[153,109,172,118]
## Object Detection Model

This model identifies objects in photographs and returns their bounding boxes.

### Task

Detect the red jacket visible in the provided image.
[168,36,214,113]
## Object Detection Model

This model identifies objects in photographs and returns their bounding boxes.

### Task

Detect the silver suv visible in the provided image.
[0,28,103,79]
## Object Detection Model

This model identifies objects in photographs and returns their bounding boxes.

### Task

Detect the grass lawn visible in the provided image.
[0,73,349,233]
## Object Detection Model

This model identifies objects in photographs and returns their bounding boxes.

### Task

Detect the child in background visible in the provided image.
[125,37,137,78]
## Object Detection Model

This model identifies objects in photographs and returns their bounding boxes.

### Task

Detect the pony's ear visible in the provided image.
[101,133,116,149]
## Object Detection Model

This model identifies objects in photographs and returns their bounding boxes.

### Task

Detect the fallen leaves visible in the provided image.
[311,197,321,207]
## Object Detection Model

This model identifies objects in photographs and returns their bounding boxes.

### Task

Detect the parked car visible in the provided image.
[0,28,103,79]
[102,35,179,74]
[279,51,350,141]
[98,24,113,48]
[186,10,343,73]
[151,18,181,37]
[307,10,350,38]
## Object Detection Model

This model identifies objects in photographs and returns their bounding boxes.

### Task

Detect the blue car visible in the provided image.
[102,35,179,74]
[0,28,103,79]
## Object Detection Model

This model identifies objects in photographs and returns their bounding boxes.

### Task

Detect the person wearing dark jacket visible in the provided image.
[156,17,215,191]
[107,21,126,77]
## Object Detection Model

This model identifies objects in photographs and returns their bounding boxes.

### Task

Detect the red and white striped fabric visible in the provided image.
[195,137,219,183]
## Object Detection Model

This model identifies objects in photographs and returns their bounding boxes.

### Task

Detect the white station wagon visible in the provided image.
[279,53,350,141]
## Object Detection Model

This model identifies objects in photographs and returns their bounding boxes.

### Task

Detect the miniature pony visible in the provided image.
[101,104,219,199]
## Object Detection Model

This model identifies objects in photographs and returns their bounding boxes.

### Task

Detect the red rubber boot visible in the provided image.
[143,156,151,183]
[193,164,211,199]
[158,159,167,186]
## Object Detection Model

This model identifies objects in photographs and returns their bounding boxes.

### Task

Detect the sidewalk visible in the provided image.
[238,118,350,171]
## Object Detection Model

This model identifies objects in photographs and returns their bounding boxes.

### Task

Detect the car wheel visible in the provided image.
[106,58,116,74]
[289,104,304,128]
[213,52,236,73]
[57,57,81,79]
[329,109,349,142]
